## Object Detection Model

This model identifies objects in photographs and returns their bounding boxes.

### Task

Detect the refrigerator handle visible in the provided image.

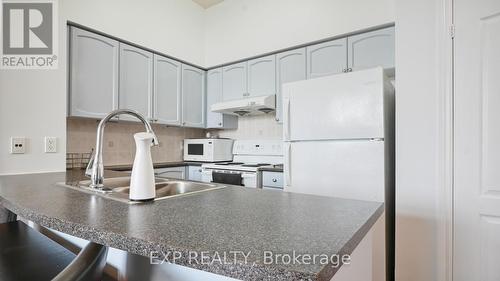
[284,98,291,141]
[284,143,291,188]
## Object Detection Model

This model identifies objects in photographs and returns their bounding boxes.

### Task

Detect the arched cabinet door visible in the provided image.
[181,64,205,128]
[276,48,306,123]
[119,43,153,121]
[153,55,182,126]
[70,27,119,118]
[222,62,247,101]
[347,26,395,72]
[247,54,276,97]
[306,38,347,79]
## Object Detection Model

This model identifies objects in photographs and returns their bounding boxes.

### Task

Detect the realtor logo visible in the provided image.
[1,0,58,69]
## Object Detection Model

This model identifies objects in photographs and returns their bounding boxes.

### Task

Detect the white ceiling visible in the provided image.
[192,0,224,9]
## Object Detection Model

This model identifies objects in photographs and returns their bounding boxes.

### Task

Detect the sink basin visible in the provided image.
[58,177,224,204]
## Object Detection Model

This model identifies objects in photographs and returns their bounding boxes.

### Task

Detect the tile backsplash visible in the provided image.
[67,118,205,166]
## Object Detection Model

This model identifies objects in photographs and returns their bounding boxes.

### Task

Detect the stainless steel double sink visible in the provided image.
[58,177,224,204]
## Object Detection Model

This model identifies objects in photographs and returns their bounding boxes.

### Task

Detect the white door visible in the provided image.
[283,140,385,202]
[153,54,182,126]
[347,27,395,72]
[70,27,119,118]
[283,68,386,141]
[222,62,247,101]
[454,1,500,280]
[247,55,276,97]
[181,65,205,128]
[276,48,306,123]
[119,43,153,121]
[306,38,347,79]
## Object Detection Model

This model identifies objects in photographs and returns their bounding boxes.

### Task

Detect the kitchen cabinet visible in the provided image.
[181,64,206,128]
[154,167,185,180]
[119,43,153,120]
[206,68,238,129]
[247,55,276,97]
[187,166,203,182]
[275,48,306,123]
[69,27,119,118]
[262,171,284,190]
[222,62,247,101]
[348,26,395,73]
[306,38,347,79]
[153,54,182,126]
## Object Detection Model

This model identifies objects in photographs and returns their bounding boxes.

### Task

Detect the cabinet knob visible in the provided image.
[272,179,277,182]
[348,68,353,72]
[218,122,222,126]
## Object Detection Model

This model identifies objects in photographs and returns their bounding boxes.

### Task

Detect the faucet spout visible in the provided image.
[86,109,159,189]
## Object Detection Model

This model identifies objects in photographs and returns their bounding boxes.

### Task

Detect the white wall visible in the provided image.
[394,0,447,280]
[0,0,205,175]
[203,0,395,67]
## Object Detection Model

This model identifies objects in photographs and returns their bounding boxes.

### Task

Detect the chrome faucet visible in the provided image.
[85,109,159,189]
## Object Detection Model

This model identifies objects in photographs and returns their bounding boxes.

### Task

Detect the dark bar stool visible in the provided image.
[0,221,108,281]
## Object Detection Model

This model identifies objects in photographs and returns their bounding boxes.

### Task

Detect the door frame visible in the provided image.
[435,0,454,280]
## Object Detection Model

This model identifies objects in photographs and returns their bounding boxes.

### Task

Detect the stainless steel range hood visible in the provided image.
[211,95,276,116]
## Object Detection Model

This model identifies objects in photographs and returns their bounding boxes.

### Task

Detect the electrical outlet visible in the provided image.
[44,137,57,153]
[10,137,26,154]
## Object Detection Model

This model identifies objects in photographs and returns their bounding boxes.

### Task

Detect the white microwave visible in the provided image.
[183,139,234,162]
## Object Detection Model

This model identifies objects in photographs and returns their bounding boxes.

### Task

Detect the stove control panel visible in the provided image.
[233,140,283,156]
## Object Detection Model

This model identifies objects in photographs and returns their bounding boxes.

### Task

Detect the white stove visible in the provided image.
[201,140,283,188]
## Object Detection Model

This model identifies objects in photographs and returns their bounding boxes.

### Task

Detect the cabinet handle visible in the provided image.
[348,68,353,72]
[342,69,347,73]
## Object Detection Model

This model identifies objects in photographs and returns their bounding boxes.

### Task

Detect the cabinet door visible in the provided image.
[188,166,203,182]
[222,62,247,101]
[247,55,276,97]
[119,43,153,120]
[347,26,395,72]
[182,64,205,128]
[206,68,238,129]
[306,38,347,79]
[153,55,182,126]
[70,27,119,118]
[276,48,306,123]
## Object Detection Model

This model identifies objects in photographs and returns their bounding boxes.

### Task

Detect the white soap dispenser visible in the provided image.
[130,132,156,201]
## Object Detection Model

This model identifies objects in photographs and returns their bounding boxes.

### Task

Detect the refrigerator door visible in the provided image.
[283,67,386,141]
[284,140,385,202]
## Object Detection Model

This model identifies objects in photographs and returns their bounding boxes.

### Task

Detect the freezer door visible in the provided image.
[284,140,385,202]
[283,67,386,141]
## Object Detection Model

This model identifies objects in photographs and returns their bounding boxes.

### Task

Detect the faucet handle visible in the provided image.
[85,149,95,177]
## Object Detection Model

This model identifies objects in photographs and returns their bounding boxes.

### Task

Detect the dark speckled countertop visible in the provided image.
[0,170,383,281]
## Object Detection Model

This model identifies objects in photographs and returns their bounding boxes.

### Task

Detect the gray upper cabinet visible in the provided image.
[306,38,347,79]
[119,43,153,120]
[206,68,238,129]
[182,64,205,128]
[70,27,119,118]
[222,62,247,101]
[347,26,395,72]
[276,48,306,123]
[247,55,276,97]
[153,54,182,126]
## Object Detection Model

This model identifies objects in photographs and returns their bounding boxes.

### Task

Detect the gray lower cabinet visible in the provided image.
[181,64,206,128]
[153,54,182,125]
[119,43,153,120]
[222,62,247,101]
[69,27,119,118]
[262,171,283,190]
[247,55,276,97]
[187,166,203,181]
[347,26,395,73]
[155,167,185,180]
[206,68,238,129]
[276,48,306,123]
[306,38,347,79]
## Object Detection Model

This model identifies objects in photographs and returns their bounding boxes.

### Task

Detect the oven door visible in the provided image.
[206,170,257,188]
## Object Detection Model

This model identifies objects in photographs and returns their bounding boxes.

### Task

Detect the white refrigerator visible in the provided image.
[282,67,395,281]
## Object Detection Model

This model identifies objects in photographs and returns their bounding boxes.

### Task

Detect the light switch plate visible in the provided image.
[44,137,57,153]
[10,137,26,154]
